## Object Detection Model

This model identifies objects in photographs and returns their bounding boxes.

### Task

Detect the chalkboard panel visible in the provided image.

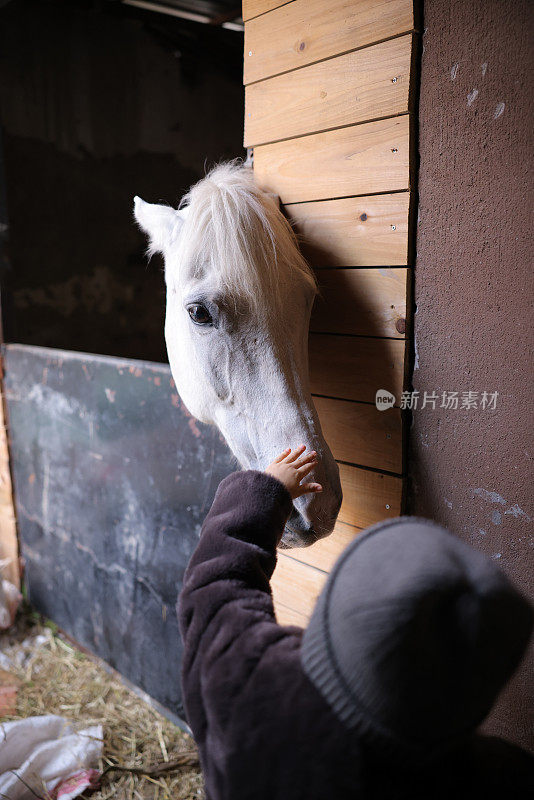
[3,344,235,720]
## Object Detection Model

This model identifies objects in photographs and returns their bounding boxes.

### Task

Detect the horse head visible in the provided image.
[134,162,342,547]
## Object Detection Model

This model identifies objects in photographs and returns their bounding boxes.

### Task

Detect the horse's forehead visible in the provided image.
[169,268,219,299]
[164,245,202,284]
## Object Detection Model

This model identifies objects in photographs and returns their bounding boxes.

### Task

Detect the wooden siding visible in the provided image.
[242,0,294,23]
[273,600,310,627]
[242,0,415,623]
[287,193,410,267]
[245,0,413,84]
[0,377,19,589]
[253,116,410,203]
[245,35,412,146]
[311,268,407,338]
[314,396,402,473]
[284,519,361,573]
[271,554,326,619]
[338,462,402,527]
[309,334,405,404]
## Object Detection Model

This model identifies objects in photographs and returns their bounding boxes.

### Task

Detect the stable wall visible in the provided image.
[410,0,533,751]
[242,0,417,626]
[4,344,235,719]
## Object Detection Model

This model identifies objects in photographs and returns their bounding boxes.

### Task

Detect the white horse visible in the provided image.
[134,162,341,546]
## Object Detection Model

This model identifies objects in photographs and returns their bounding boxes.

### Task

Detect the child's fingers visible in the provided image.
[295,482,323,498]
[285,444,306,463]
[292,450,317,469]
[296,460,318,478]
[273,447,291,463]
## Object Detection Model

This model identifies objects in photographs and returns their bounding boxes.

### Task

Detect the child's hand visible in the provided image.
[265,446,323,499]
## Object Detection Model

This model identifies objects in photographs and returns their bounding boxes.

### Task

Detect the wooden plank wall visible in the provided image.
[0,363,19,589]
[242,0,415,624]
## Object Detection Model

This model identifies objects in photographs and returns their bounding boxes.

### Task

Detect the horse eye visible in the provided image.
[187,303,213,325]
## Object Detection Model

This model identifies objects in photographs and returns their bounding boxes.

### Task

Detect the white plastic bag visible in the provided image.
[0,715,103,799]
[0,558,21,629]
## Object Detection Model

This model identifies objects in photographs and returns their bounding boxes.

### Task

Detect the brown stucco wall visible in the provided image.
[409,0,534,750]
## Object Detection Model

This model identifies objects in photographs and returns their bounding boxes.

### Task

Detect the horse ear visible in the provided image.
[133,197,186,255]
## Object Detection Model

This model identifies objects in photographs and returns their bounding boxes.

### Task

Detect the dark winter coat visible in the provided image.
[178,470,534,800]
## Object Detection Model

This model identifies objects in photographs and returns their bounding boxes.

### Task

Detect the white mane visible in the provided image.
[171,161,316,313]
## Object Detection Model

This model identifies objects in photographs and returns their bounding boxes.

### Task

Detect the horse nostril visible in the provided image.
[281,524,317,548]
[281,507,317,547]
[285,509,310,537]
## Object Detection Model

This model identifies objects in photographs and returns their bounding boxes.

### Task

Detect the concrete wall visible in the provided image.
[0,0,244,362]
[410,0,533,750]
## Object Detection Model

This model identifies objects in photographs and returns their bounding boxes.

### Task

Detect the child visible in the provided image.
[178,447,533,800]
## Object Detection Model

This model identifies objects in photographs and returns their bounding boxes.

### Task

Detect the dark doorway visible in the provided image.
[0,0,245,363]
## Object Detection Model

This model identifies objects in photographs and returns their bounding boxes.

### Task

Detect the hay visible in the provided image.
[0,609,204,800]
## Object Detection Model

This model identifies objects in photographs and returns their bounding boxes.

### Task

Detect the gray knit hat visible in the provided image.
[301,517,532,756]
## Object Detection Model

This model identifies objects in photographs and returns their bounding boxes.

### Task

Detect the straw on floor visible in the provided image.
[0,610,203,800]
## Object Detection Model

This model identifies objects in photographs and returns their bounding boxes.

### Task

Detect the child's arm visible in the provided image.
[177,448,319,775]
